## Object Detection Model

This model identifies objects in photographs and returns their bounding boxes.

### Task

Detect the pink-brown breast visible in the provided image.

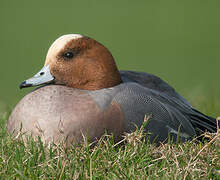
[8,85,125,145]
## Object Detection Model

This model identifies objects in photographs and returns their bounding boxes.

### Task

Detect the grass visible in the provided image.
[0,93,220,179]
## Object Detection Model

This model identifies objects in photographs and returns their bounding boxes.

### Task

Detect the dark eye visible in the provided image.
[63,52,74,59]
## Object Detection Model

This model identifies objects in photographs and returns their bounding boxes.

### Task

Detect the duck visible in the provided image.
[8,34,218,145]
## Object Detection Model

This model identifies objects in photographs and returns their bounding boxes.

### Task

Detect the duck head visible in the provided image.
[20,34,122,90]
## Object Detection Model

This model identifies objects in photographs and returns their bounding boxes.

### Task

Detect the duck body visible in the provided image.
[8,34,218,145]
[8,71,217,145]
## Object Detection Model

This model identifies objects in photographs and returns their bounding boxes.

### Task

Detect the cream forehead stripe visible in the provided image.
[46,34,83,60]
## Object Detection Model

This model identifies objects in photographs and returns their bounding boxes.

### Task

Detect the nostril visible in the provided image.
[40,72,45,76]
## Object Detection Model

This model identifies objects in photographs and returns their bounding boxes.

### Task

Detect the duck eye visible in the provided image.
[63,52,74,59]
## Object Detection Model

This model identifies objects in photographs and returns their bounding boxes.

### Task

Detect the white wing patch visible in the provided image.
[166,125,190,138]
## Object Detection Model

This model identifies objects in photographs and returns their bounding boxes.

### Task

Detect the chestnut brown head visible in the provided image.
[20,34,122,90]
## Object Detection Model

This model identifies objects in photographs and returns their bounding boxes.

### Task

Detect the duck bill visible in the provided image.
[19,65,55,89]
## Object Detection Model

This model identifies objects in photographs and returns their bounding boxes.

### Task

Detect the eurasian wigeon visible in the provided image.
[8,34,218,145]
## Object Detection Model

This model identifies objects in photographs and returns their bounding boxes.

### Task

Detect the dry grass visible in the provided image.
[1,91,220,179]
[0,114,219,179]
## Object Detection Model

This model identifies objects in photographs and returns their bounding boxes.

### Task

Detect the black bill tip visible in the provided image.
[19,81,33,89]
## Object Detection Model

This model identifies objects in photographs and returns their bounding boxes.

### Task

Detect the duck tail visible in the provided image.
[190,108,219,136]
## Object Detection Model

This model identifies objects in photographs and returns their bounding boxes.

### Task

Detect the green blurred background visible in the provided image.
[0,0,219,111]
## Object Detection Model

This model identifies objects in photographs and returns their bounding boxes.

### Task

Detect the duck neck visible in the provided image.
[73,67,122,90]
